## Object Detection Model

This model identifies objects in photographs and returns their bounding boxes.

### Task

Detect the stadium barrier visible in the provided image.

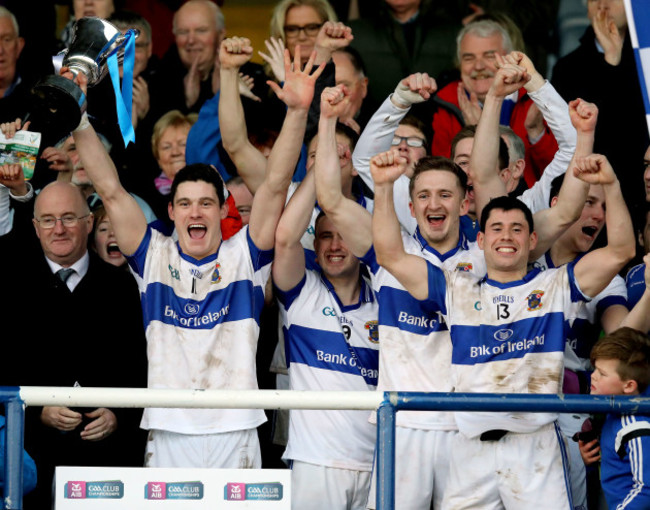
[2,386,650,509]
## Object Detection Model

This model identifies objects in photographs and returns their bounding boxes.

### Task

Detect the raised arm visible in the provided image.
[248,47,324,251]
[273,171,315,291]
[371,150,428,300]
[69,73,146,255]
[353,72,437,189]
[573,155,636,297]
[352,73,436,233]
[529,99,599,259]
[470,58,530,219]
[315,85,372,257]
[219,37,268,193]
[515,51,577,213]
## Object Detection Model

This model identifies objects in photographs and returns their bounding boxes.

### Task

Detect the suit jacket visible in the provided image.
[0,195,148,509]
[551,26,649,212]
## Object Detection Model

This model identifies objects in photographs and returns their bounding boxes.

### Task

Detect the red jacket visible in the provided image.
[431,80,558,187]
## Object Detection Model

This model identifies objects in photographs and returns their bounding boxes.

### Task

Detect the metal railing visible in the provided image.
[3,387,650,510]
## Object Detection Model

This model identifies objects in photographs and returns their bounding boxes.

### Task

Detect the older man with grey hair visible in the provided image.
[430,18,558,185]
[148,0,226,119]
[0,7,26,122]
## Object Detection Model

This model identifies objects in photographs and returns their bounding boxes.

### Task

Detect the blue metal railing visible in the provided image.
[3,388,650,510]
[375,392,650,510]
[1,388,24,510]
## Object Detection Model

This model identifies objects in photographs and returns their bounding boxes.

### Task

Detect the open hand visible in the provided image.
[259,37,286,82]
[267,46,325,110]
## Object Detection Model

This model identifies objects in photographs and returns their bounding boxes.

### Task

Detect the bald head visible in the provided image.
[33,182,93,267]
[173,0,225,75]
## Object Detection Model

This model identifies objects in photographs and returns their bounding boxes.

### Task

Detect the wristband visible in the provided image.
[393,81,425,107]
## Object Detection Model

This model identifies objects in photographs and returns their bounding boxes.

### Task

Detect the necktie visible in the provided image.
[56,268,75,283]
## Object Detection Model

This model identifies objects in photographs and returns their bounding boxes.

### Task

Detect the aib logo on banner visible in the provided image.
[145,481,204,500]
[225,482,284,501]
[65,480,124,499]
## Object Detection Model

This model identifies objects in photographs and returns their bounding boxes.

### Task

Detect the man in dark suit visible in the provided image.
[0,172,148,509]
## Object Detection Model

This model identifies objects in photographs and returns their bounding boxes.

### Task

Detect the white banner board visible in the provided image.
[55,467,291,509]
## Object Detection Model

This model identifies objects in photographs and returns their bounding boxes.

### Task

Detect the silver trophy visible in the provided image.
[31,17,138,135]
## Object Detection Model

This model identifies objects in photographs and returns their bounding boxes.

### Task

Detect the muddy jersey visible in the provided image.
[277,270,378,471]
[127,226,271,434]
[360,228,487,430]
[427,261,589,438]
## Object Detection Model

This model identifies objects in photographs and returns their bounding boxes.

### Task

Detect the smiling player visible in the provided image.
[371,150,635,509]
[68,44,324,468]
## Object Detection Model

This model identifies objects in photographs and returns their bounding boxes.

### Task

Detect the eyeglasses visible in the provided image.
[284,23,323,38]
[36,214,90,229]
[391,136,426,148]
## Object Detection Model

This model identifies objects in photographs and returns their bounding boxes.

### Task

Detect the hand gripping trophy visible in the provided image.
[31,17,138,144]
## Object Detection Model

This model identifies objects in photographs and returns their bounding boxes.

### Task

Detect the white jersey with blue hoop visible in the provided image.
[427,261,589,438]
[127,226,271,434]
[532,252,627,372]
[361,227,487,430]
[277,270,379,471]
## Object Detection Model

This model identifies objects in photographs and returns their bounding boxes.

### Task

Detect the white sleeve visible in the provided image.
[353,96,410,189]
[0,182,35,236]
[518,81,576,214]
[0,185,12,236]
[352,96,416,233]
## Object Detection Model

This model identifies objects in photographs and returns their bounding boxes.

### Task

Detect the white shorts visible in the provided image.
[367,427,454,510]
[144,428,261,469]
[442,422,572,510]
[291,460,371,510]
[558,413,589,510]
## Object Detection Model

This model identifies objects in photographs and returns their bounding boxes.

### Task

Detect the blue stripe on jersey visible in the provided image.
[450,312,566,365]
[304,247,319,271]
[275,275,307,310]
[566,261,585,303]
[378,285,447,334]
[246,228,274,270]
[414,226,468,260]
[359,245,380,275]
[142,279,265,329]
[427,260,449,315]
[286,325,379,385]
[596,295,628,315]
[127,225,153,277]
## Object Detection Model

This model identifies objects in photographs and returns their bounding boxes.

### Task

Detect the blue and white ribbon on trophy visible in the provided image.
[106,28,137,147]
[624,0,650,137]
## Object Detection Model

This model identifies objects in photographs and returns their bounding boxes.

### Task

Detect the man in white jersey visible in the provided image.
[469,55,631,509]
[315,79,483,508]
[371,145,635,508]
[67,43,324,468]
[272,89,379,506]
[316,74,594,507]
